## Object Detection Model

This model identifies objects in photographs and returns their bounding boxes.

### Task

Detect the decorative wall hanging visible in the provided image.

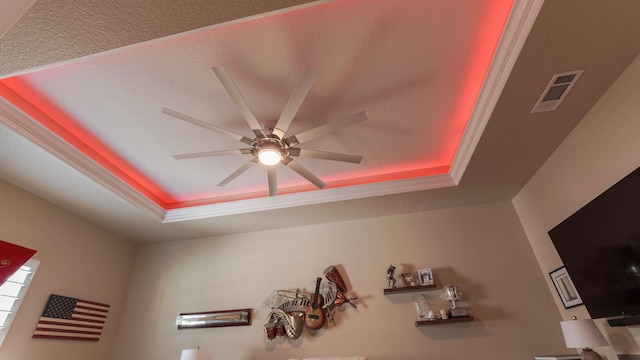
[176,308,252,329]
[262,265,358,341]
[33,294,110,341]
[0,240,36,285]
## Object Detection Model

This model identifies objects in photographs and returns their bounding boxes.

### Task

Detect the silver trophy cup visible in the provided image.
[443,285,460,308]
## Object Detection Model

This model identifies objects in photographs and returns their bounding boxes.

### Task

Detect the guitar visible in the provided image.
[305,277,326,330]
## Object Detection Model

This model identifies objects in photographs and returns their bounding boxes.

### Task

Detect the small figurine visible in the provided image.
[427,310,436,320]
[386,265,397,289]
[440,309,448,320]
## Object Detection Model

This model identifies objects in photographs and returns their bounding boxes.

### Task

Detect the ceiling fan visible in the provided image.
[162,66,367,196]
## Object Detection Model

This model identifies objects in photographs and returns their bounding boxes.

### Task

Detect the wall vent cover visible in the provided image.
[531,70,583,113]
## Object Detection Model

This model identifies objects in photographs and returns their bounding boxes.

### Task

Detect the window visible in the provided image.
[0,259,39,347]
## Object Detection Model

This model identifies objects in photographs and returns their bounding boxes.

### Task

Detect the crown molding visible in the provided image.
[162,173,456,222]
[0,97,166,221]
[450,0,544,183]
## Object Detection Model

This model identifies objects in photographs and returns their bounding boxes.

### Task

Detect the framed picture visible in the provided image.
[401,273,414,286]
[549,266,583,309]
[176,308,252,329]
[417,268,434,286]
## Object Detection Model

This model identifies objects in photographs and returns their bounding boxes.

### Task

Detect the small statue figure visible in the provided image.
[386,265,397,289]
[440,309,448,320]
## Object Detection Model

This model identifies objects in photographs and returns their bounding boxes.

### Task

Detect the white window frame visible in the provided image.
[0,258,39,347]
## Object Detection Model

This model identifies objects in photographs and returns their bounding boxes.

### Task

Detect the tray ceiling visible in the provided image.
[2,0,640,242]
[0,0,528,222]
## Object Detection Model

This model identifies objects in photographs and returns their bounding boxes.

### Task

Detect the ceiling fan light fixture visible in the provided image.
[258,143,283,165]
[168,66,366,194]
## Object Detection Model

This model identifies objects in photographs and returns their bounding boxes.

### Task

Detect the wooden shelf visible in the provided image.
[415,316,474,326]
[383,284,437,294]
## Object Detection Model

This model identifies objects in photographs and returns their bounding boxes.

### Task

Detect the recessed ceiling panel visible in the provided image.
[0,0,519,220]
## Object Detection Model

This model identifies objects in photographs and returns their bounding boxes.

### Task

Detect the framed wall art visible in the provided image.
[549,266,583,309]
[401,273,415,286]
[417,268,434,286]
[176,308,252,329]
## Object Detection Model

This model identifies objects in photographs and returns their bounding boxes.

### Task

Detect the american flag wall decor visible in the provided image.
[33,294,110,341]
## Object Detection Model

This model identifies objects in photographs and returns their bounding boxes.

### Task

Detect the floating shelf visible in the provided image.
[415,316,474,326]
[383,284,437,295]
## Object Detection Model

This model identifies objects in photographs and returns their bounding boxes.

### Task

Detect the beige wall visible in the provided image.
[109,201,566,360]
[0,179,137,360]
[513,52,640,359]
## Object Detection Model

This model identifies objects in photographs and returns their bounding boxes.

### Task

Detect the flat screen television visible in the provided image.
[548,166,640,326]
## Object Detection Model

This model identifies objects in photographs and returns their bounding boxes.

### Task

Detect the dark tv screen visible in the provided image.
[548,166,640,319]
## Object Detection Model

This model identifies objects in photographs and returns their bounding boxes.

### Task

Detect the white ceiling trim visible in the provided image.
[0,97,166,220]
[0,0,542,223]
[162,173,457,222]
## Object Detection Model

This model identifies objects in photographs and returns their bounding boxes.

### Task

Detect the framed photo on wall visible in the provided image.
[549,266,583,308]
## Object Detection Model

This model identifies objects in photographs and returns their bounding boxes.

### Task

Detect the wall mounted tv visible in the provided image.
[548,166,640,327]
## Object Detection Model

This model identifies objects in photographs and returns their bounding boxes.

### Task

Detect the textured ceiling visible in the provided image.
[1,0,640,242]
[0,0,318,76]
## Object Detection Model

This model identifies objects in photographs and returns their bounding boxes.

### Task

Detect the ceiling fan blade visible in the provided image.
[217,159,258,187]
[163,107,253,145]
[272,69,317,139]
[173,148,252,160]
[267,165,277,196]
[285,111,367,146]
[288,148,362,164]
[282,157,326,189]
[212,66,266,138]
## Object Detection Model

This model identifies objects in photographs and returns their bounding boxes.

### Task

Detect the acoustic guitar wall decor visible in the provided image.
[262,265,358,342]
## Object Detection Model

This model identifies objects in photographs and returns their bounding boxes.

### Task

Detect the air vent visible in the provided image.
[531,70,583,113]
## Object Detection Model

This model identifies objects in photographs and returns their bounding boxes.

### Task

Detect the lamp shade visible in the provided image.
[180,347,212,360]
[560,318,608,348]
